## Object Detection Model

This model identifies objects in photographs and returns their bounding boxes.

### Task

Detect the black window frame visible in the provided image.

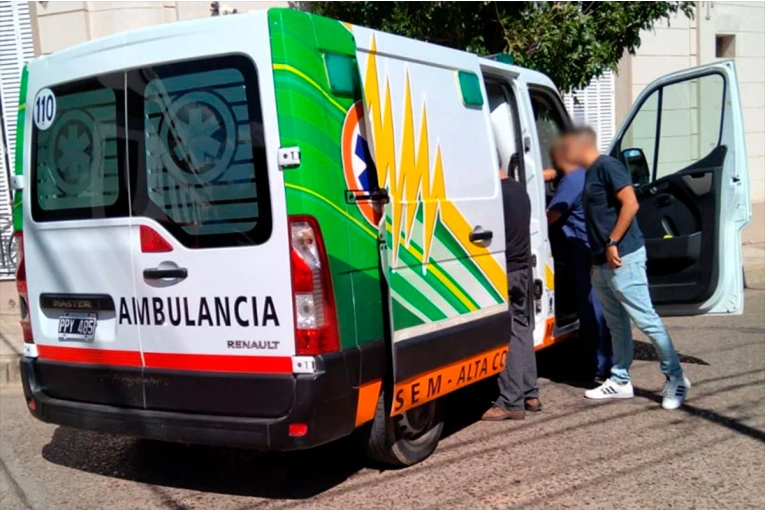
[610,70,727,183]
[527,85,572,170]
[30,72,129,222]
[484,77,527,183]
[30,54,272,249]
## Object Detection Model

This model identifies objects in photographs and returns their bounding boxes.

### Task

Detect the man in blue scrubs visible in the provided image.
[545,140,613,382]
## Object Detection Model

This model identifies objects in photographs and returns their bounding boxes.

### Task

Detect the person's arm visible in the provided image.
[605,165,640,269]
[546,174,577,227]
[547,209,563,225]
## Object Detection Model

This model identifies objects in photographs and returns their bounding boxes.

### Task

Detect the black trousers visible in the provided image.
[496,266,539,411]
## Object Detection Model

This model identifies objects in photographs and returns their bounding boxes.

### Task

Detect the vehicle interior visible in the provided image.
[484,79,578,326]
[527,86,578,326]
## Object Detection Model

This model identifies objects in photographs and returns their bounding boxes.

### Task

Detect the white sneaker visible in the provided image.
[662,375,691,410]
[584,379,634,400]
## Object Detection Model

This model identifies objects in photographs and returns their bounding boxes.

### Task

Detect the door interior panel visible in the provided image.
[635,145,726,304]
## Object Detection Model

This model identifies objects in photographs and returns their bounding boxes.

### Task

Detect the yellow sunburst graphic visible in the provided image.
[363,37,445,268]
[360,35,508,299]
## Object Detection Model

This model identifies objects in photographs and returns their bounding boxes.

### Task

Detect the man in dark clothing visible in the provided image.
[546,141,613,382]
[482,165,541,421]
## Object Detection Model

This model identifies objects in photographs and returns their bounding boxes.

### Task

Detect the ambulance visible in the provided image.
[12,8,750,466]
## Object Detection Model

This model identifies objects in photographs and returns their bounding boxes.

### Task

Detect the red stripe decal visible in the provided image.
[37,345,142,367]
[143,352,292,373]
[36,346,292,374]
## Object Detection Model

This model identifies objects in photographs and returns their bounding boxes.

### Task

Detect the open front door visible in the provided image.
[610,61,751,315]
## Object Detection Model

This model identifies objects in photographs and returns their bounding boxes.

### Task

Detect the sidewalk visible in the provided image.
[0,281,22,385]
[0,204,763,386]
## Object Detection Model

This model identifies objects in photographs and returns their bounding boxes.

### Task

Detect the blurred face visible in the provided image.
[563,133,589,167]
[551,142,576,174]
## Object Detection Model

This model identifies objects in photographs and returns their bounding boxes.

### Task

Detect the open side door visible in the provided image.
[354,28,511,415]
[610,61,751,316]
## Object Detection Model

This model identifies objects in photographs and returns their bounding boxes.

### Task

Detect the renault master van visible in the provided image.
[12,8,750,466]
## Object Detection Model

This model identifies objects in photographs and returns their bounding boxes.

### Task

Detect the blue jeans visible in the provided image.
[568,239,613,378]
[591,247,683,384]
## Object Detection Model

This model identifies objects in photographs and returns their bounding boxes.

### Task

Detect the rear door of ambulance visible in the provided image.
[23,12,296,415]
[121,13,296,416]
[23,40,143,407]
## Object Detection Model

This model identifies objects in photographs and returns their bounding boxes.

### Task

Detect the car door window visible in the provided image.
[529,88,568,170]
[616,73,725,184]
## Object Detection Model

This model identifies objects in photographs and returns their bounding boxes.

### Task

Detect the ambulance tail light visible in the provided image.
[14,231,33,343]
[140,225,173,253]
[288,216,339,356]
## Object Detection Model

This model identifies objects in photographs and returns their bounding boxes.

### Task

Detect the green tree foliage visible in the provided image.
[309,1,694,92]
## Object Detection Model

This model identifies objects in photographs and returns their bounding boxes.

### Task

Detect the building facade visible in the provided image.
[0,1,763,279]
[615,1,765,203]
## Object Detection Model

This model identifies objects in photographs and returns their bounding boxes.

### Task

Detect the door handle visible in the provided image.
[655,194,675,208]
[469,229,493,243]
[143,267,188,280]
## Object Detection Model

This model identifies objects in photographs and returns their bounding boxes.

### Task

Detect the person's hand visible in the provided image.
[543,169,557,182]
[606,245,622,269]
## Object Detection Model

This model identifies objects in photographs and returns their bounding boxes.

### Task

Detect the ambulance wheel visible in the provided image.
[359,389,443,467]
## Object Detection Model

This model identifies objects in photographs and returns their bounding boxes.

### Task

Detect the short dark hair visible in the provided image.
[565,125,598,144]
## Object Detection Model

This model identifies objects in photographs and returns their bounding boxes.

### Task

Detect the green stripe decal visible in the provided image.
[13,65,28,232]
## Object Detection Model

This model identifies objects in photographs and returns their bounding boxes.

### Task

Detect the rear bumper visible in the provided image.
[19,346,380,450]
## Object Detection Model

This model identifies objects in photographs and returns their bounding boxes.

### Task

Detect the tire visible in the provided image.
[358,389,444,467]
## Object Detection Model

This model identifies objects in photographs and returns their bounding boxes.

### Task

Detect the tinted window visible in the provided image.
[134,57,270,247]
[32,73,127,221]
[31,56,271,248]
[529,88,569,170]
[618,73,725,183]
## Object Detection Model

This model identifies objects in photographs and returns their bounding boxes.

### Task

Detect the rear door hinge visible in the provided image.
[278,147,301,170]
[10,175,25,191]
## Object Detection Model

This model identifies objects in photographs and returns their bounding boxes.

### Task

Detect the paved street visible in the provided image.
[1,290,764,510]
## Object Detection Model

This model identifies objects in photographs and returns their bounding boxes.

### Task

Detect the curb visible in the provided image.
[0,356,21,387]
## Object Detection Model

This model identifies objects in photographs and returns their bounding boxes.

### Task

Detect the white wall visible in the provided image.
[615,1,765,203]
[30,1,290,55]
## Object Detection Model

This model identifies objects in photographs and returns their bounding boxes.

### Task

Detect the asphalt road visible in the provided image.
[1,290,764,510]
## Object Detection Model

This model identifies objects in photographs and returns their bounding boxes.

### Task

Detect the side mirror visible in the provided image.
[622,148,650,186]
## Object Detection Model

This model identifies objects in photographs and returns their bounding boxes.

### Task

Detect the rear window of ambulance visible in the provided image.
[32,74,126,218]
[31,55,272,248]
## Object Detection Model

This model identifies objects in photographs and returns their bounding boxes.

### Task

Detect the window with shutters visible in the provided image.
[0,1,35,278]
[563,70,615,154]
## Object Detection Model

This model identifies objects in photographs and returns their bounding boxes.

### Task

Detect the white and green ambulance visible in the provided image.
[12,9,750,466]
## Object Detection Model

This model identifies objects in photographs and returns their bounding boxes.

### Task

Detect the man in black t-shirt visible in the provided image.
[482,165,541,421]
[564,127,690,411]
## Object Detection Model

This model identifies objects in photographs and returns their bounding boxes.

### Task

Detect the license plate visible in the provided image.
[58,313,97,342]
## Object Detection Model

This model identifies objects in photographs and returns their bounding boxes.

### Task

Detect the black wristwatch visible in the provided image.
[606,237,619,247]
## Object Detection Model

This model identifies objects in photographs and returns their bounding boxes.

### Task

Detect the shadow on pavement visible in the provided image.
[633,339,710,366]
[38,382,500,500]
[36,335,727,501]
[634,386,765,444]
[536,335,710,391]
[42,428,365,500]
[535,336,598,389]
